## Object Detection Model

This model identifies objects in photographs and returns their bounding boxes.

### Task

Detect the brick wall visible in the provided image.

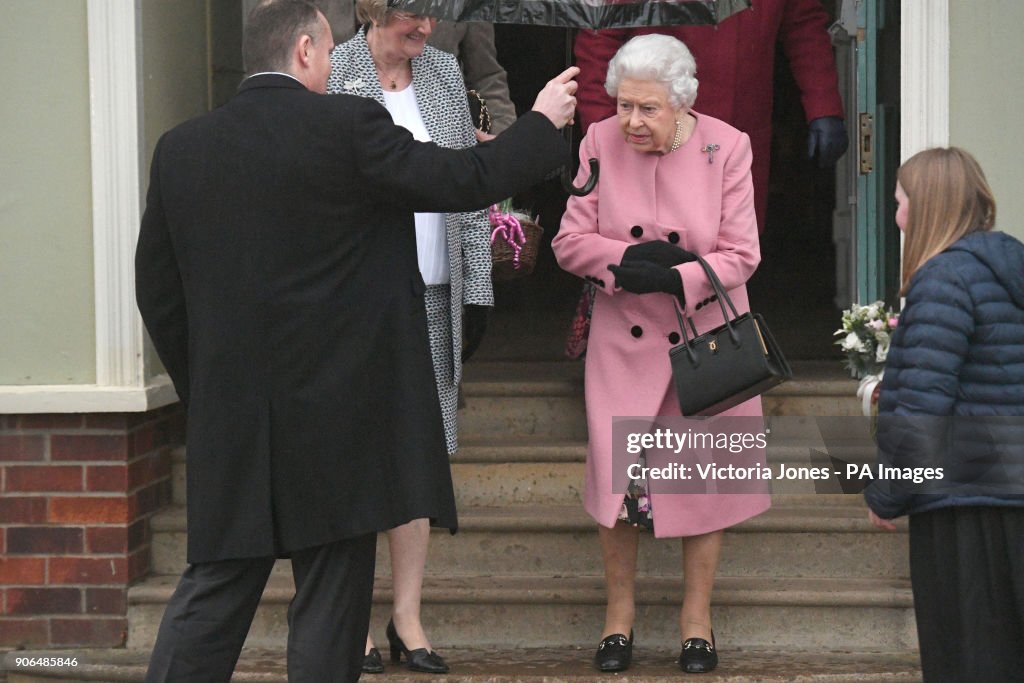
[0,405,184,648]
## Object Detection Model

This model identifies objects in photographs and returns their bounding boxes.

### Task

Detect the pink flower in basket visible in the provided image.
[489,199,542,282]
[489,201,526,270]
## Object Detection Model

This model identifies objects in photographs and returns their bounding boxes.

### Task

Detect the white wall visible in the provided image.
[0,1,96,384]
[948,1,1024,240]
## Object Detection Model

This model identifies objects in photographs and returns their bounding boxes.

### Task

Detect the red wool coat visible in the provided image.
[574,0,845,231]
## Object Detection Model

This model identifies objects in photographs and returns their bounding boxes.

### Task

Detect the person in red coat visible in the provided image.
[575,0,848,232]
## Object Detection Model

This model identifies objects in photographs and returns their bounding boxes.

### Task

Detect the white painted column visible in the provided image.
[901,0,950,160]
[88,0,145,389]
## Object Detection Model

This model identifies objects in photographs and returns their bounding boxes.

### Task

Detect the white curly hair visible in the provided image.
[604,34,698,110]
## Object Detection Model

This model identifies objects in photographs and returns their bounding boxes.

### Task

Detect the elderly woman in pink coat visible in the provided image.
[552,34,770,674]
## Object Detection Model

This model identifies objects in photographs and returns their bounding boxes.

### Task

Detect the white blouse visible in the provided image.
[381,84,450,285]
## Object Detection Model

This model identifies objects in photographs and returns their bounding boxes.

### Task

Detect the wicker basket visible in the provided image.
[491,217,543,282]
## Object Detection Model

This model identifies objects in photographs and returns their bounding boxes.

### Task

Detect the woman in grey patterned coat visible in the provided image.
[326,0,493,674]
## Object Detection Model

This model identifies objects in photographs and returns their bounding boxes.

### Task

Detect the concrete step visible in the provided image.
[452,461,584,506]
[454,437,876,465]
[459,361,587,440]
[125,574,916,652]
[453,438,585,463]
[2,646,923,682]
[458,361,862,441]
[172,435,879,507]
[449,450,878,504]
[759,362,863,417]
[167,449,585,509]
[169,358,866,505]
[150,502,907,580]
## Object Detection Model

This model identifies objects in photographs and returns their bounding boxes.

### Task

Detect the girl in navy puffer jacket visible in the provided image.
[864,147,1024,683]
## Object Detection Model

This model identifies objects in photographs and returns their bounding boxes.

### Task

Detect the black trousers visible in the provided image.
[145,533,377,683]
[909,506,1024,683]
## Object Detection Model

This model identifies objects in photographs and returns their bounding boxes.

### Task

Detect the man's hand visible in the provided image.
[531,66,580,130]
[807,116,849,168]
[462,304,489,363]
[622,241,698,269]
[608,262,683,295]
[867,509,897,532]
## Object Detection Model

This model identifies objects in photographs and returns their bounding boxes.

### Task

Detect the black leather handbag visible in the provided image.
[669,257,792,416]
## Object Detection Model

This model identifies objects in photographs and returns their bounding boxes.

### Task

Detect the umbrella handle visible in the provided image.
[561,158,599,197]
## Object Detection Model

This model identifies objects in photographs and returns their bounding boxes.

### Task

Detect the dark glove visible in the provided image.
[807,116,849,168]
[461,304,489,363]
[608,262,683,295]
[622,240,698,269]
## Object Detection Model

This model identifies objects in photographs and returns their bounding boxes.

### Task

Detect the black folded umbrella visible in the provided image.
[393,0,752,194]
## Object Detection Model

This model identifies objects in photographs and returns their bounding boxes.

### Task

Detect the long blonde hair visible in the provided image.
[898,147,996,294]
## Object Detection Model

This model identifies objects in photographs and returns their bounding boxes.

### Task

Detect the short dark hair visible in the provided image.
[243,0,324,75]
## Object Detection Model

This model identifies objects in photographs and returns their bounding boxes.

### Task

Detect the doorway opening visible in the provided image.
[485,3,901,364]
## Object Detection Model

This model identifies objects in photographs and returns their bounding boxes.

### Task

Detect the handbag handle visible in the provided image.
[674,256,744,354]
[694,256,741,322]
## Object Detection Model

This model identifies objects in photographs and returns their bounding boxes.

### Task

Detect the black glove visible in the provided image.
[461,304,489,363]
[807,116,849,168]
[608,262,683,295]
[622,240,698,269]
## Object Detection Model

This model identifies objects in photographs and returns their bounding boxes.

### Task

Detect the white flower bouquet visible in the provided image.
[835,301,899,379]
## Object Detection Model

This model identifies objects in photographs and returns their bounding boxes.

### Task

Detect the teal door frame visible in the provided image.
[855,0,884,302]
[854,0,900,303]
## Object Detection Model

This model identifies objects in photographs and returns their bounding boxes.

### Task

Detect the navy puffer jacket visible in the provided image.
[864,231,1024,519]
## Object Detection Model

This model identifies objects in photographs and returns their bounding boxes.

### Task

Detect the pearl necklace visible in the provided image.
[670,118,684,152]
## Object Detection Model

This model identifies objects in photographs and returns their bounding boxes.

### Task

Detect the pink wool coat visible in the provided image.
[552,112,771,537]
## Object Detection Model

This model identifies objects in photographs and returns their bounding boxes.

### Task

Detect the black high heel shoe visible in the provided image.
[593,630,633,672]
[678,630,717,673]
[386,619,449,673]
[361,647,384,674]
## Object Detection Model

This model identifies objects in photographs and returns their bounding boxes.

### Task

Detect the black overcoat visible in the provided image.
[135,75,565,563]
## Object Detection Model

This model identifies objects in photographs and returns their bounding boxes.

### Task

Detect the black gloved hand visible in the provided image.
[461,304,489,363]
[622,240,698,269]
[608,262,683,295]
[807,116,849,168]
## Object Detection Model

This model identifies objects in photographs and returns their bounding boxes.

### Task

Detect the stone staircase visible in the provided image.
[5,360,922,682]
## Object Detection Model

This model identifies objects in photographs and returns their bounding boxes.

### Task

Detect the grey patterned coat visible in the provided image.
[328,29,494,384]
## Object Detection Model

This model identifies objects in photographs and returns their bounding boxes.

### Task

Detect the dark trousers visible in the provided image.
[909,506,1024,683]
[145,533,377,683]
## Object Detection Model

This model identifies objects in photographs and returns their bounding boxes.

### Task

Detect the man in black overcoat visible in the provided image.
[135,1,577,680]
